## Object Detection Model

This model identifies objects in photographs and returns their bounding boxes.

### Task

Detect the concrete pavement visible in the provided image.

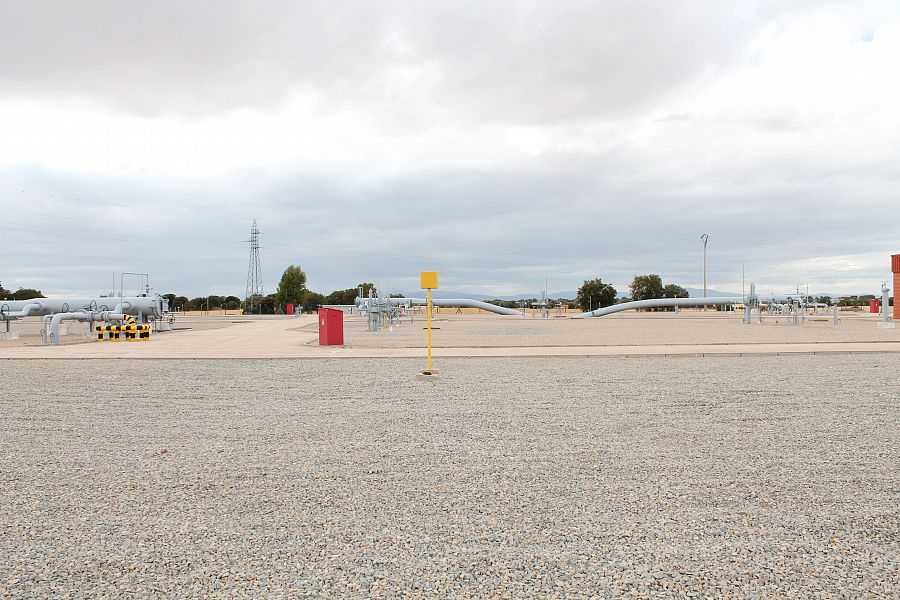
[1,314,898,359]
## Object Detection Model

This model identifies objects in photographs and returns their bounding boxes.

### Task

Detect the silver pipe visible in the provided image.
[575,296,743,318]
[41,314,52,343]
[356,296,524,316]
[1,301,43,319]
[0,296,161,320]
[49,311,126,345]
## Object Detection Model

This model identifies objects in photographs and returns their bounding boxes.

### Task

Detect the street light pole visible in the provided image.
[700,234,709,310]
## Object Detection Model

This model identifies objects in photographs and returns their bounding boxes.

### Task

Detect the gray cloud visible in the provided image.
[0,1,818,123]
[1,1,896,300]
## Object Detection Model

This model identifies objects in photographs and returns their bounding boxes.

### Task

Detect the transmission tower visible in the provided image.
[245,219,264,313]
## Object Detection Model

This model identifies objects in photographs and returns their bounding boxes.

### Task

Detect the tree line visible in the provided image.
[163,266,378,315]
[574,274,689,312]
[0,281,44,301]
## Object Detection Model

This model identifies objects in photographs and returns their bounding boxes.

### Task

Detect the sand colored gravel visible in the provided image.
[0,356,897,597]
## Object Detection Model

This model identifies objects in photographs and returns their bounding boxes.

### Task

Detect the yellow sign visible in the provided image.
[420,271,439,373]
[420,271,438,289]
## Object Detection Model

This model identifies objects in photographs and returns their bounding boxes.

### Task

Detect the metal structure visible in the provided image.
[354,289,523,331]
[531,289,551,318]
[245,219,264,313]
[0,294,168,344]
[577,284,835,324]
[700,233,709,307]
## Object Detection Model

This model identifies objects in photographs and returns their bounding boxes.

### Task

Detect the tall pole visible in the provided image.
[701,234,709,310]
[426,287,433,371]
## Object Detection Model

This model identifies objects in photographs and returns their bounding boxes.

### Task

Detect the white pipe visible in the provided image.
[357,296,524,316]
[49,312,89,345]
[49,311,125,345]
[1,301,43,319]
[575,296,743,318]
[41,314,52,343]
[0,296,161,320]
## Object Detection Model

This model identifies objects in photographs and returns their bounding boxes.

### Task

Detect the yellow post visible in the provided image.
[426,287,433,371]
[419,271,438,378]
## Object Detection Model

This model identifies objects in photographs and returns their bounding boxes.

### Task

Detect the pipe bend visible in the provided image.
[4,302,43,319]
[49,311,90,344]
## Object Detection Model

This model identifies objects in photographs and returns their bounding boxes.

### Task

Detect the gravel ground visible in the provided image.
[1,355,897,598]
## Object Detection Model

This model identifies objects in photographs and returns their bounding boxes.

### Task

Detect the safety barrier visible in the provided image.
[96,317,151,342]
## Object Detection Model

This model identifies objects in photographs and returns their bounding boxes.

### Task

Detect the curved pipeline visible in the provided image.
[429,298,524,316]
[575,296,743,318]
[49,311,126,345]
[357,297,524,316]
[2,302,43,319]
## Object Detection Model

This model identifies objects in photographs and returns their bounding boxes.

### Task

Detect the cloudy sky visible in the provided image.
[1,1,898,299]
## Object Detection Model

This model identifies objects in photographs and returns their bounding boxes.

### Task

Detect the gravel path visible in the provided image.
[1,355,897,598]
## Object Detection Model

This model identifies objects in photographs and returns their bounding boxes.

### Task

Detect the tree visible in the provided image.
[190,297,207,311]
[174,296,189,311]
[0,280,9,300]
[663,284,689,299]
[223,296,241,310]
[275,265,308,309]
[302,291,325,313]
[629,274,664,303]
[255,294,277,314]
[576,279,617,312]
[11,288,44,301]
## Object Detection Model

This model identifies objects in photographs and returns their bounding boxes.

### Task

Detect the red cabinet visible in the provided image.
[318,308,344,346]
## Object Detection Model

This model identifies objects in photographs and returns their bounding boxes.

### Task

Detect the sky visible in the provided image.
[1,0,898,299]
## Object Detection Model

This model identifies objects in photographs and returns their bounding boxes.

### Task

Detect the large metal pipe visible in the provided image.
[49,311,126,345]
[575,296,743,318]
[1,301,43,319]
[430,298,524,316]
[0,296,162,320]
[357,296,524,316]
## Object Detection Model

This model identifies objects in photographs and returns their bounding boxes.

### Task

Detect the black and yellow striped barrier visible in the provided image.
[95,323,151,342]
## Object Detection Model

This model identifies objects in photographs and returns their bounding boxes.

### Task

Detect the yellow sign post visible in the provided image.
[418,271,438,379]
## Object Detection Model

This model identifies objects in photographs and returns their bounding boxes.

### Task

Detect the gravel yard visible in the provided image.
[1,355,897,598]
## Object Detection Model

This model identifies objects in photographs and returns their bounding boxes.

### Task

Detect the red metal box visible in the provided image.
[318,308,344,346]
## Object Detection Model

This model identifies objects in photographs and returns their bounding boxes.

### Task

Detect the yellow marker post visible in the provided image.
[419,271,438,379]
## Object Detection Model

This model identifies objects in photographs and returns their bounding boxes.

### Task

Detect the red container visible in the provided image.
[892,254,900,273]
[318,307,344,346]
[286,303,294,315]
[870,299,880,313]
